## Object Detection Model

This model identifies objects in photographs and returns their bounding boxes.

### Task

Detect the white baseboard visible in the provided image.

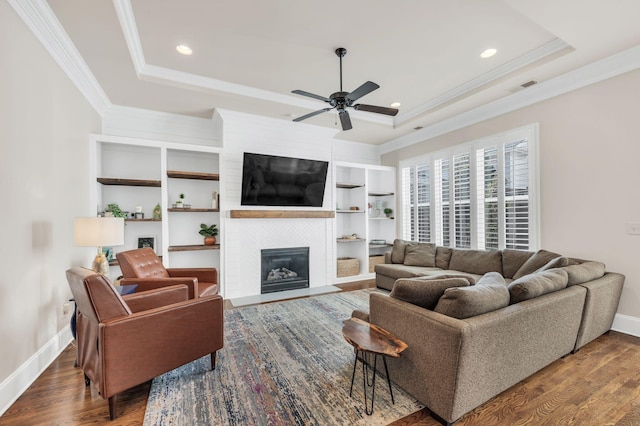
[0,327,73,417]
[611,313,640,338]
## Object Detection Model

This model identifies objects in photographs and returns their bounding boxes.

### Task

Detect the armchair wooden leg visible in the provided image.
[108,395,117,420]
[211,352,217,370]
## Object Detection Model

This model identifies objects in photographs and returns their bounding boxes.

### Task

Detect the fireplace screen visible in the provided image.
[261,247,310,294]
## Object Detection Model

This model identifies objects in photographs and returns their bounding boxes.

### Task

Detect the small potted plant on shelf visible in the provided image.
[175,193,185,208]
[104,203,127,218]
[199,223,218,245]
[384,208,393,218]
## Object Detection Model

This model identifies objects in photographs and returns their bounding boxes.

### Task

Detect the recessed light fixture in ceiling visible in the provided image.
[480,48,497,59]
[176,44,193,55]
[390,102,401,108]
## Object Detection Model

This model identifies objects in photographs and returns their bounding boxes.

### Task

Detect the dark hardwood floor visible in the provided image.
[2,281,639,425]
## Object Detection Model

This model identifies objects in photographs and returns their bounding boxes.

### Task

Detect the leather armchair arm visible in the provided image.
[168,268,218,284]
[99,296,224,397]
[118,277,198,299]
[122,285,189,313]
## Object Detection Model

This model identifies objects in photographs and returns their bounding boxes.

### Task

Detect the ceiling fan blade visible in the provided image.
[291,90,331,103]
[346,81,380,102]
[353,104,399,116]
[338,110,352,131]
[293,107,333,122]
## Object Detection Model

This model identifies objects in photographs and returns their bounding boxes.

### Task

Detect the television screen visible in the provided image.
[241,152,329,207]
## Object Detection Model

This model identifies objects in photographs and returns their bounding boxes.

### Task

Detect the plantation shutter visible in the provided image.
[416,163,431,242]
[400,166,415,241]
[476,146,499,249]
[453,153,471,248]
[504,139,529,249]
[433,159,450,246]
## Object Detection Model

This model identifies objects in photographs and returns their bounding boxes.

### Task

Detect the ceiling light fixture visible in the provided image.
[480,48,497,58]
[390,102,401,108]
[176,45,193,55]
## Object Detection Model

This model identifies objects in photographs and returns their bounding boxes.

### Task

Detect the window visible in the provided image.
[400,124,539,251]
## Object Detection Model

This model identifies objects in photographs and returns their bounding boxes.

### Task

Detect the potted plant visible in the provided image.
[199,223,218,245]
[175,193,185,208]
[384,208,393,218]
[105,203,127,218]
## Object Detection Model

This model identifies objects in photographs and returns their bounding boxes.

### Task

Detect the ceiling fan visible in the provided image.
[291,47,399,131]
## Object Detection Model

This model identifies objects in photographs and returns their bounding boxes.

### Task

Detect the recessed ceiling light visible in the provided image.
[390,102,401,108]
[176,45,193,55]
[480,48,497,59]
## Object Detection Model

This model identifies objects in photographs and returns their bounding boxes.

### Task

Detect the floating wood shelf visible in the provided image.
[97,177,161,187]
[336,182,364,189]
[230,210,335,219]
[125,218,162,222]
[368,192,395,197]
[168,208,220,213]
[167,170,220,181]
[337,238,366,243]
[168,244,220,252]
[336,210,364,213]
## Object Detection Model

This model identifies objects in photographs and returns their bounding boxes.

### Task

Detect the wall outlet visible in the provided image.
[63,303,70,315]
[627,222,640,235]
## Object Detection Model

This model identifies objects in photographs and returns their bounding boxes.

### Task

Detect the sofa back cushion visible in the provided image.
[434,272,509,319]
[512,249,562,280]
[435,246,453,269]
[561,261,606,286]
[501,249,534,279]
[507,268,569,304]
[403,243,437,267]
[391,239,411,264]
[390,277,470,310]
[536,256,570,272]
[448,249,503,275]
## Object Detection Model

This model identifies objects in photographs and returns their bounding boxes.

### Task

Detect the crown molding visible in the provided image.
[112,0,145,73]
[380,44,640,155]
[395,38,571,126]
[8,0,112,115]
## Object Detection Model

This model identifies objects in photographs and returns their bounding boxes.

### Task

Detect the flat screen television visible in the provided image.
[240,152,329,207]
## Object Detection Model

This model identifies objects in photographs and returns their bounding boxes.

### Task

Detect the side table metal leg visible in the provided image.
[363,354,378,415]
[383,356,394,404]
[349,350,359,397]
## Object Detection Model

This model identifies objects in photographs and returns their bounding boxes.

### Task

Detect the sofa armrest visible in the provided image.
[118,277,198,299]
[384,252,392,264]
[99,295,224,398]
[168,268,218,284]
[122,285,189,312]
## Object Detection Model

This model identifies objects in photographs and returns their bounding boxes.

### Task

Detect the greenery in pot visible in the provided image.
[199,223,218,237]
[384,208,393,217]
[105,203,127,218]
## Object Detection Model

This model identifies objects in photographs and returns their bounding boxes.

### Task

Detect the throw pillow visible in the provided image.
[561,261,606,286]
[508,268,569,304]
[435,246,453,270]
[391,239,411,264]
[512,249,563,280]
[433,272,509,319]
[403,243,437,267]
[448,249,503,275]
[501,249,535,279]
[390,277,470,310]
[536,256,569,273]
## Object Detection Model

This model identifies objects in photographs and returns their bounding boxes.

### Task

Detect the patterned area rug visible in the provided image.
[143,289,423,425]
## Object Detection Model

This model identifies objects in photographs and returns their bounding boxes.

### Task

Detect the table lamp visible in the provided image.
[73,217,125,275]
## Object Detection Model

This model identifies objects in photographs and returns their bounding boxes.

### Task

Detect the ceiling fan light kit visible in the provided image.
[292,47,399,131]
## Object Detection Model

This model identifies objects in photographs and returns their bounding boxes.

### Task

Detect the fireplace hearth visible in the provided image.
[261,247,309,294]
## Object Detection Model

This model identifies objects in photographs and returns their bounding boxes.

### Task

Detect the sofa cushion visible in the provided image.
[434,272,510,319]
[448,249,503,275]
[508,269,569,304]
[561,261,606,286]
[536,256,570,272]
[501,249,534,279]
[512,249,563,280]
[403,243,437,267]
[391,239,412,264]
[426,270,481,285]
[390,277,470,310]
[374,263,442,280]
[435,246,453,270]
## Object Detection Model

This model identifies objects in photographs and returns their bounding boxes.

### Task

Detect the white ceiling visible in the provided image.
[44,0,640,144]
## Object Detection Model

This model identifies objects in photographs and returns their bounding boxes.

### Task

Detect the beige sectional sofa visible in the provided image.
[362,240,624,425]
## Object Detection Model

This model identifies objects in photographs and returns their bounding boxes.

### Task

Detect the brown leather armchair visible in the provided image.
[66,267,224,420]
[116,247,219,298]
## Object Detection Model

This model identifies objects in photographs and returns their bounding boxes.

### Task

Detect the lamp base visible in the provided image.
[92,253,109,275]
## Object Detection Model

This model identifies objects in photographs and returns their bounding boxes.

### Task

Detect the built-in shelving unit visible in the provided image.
[333,162,396,282]
[97,177,161,187]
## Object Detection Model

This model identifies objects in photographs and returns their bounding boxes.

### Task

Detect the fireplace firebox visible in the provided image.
[261,247,309,294]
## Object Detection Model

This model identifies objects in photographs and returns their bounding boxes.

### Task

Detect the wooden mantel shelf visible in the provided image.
[230,210,335,219]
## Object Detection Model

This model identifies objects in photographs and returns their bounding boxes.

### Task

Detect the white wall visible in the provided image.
[0,1,102,415]
[217,110,379,298]
[382,69,640,330]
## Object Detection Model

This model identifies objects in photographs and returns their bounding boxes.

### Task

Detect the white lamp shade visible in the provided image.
[73,217,125,247]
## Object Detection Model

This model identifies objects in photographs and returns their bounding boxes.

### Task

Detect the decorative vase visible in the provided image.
[204,236,216,245]
[212,191,218,210]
